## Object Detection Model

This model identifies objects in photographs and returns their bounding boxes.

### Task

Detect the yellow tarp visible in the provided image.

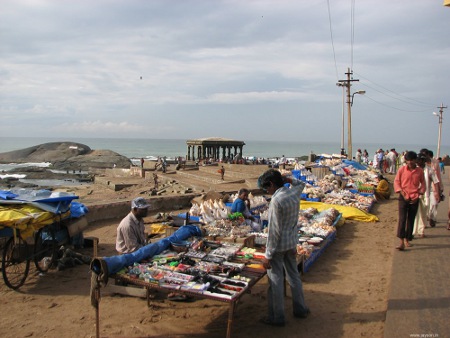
[0,205,70,239]
[300,201,379,223]
[149,223,170,234]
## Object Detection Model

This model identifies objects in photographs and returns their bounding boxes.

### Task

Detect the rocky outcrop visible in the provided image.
[53,149,131,170]
[0,142,131,170]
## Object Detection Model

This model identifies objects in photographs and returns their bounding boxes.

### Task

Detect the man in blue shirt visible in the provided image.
[258,169,310,326]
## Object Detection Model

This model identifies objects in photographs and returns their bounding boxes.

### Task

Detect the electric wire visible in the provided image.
[326,0,339,82]
[363,95,433,113]
[354,71,435,108]
[359,82,434,108]
[350,0,356,71]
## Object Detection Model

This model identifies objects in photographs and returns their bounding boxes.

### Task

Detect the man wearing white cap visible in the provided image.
[116,197,150,254]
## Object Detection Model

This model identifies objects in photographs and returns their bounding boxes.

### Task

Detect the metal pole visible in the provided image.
[437,109,442,159]
[341,85,345,150]
[346,68,352,159]
[435,103,447,159]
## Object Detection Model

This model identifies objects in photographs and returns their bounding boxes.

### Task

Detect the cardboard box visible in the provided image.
[66,217,88,237]
[235,235,255,248]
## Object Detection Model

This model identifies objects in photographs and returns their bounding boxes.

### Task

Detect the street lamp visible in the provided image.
[351,90,366,106]
[347,90,365,159]
[433,110,443,159]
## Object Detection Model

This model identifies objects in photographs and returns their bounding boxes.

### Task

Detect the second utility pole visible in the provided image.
[338,68,359,159]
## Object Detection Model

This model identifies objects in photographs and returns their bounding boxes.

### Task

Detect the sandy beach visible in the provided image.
[0,167,417,337]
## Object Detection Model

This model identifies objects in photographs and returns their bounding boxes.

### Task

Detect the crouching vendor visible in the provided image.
[231,188,261,231]
[231,188,254,220]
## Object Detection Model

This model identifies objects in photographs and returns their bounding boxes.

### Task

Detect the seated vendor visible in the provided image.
[374,174,391,201]
[116,197,150,254]
[231,188,255,221]
[114,197,199,302]
[91,224,205,306]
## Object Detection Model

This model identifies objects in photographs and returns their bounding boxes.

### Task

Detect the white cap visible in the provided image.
[131,197,150,209]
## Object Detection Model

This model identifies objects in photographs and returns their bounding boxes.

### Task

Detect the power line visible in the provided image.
[326,0,339,81]
[359,82,434,108]
[363,95,433,113]
[354,71,435,108]
[350,0,356,70]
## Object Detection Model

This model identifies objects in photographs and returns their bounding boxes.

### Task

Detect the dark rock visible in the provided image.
[0,142,91,163]
[52,149,131,171]
[0,142,131,170]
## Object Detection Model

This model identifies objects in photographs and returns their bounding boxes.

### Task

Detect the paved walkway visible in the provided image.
[384,171,450,338]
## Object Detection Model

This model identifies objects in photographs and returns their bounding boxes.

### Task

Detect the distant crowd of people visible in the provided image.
[346,146,449,245]
[391,148,447,251]
[350,148,446,177]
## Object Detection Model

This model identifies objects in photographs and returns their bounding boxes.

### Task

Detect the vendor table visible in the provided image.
[113,266,266,338]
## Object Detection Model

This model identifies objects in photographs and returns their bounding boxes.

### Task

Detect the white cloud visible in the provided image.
[0,0,448,147]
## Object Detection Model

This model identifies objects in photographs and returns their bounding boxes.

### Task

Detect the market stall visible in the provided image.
[112,241,266,338]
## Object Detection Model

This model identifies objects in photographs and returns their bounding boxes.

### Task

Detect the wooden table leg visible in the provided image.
[227,301,236,338]
[85,236,99,257]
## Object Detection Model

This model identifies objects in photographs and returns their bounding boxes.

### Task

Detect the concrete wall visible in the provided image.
[104,168,132,177]
[85,193,201,223]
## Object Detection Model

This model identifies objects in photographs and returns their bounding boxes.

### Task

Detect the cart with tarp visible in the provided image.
[0,189,88,289]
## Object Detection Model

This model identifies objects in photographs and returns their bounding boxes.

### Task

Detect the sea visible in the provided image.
[0,136,449,171]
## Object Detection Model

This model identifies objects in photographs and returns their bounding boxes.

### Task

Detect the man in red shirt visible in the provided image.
[394,151,426,250]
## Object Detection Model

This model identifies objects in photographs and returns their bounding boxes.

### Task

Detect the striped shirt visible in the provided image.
[265,178,305,260]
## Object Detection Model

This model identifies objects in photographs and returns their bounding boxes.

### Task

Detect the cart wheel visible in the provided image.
[34,228,57,273]
[2,236,30,290]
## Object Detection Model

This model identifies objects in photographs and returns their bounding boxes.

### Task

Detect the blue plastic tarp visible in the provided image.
[0,189,85,216]
[342,160,368,170]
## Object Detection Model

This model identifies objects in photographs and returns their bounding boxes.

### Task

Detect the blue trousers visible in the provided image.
[104,225,202,274]
[266,249,309,323]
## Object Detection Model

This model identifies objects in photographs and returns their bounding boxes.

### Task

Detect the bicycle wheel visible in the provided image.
[34,228,57,273]
[2,236,30,290]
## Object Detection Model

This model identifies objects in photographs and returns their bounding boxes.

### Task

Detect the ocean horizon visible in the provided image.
[0,136,448,161]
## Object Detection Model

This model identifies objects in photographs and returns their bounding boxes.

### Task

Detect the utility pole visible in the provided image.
[336,82,345,151]
[434,103,447,159]
[337,68,359,159]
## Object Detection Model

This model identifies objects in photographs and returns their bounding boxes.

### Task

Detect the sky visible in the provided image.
[1,0,449,149]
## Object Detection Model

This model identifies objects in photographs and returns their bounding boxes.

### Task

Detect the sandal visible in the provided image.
[167,293,194,302]
[405,241,412,247]
[396,244,405,251]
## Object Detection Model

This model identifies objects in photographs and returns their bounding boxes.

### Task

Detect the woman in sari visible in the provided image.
[374,174,391,201]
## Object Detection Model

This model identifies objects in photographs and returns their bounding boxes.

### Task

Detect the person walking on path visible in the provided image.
[420,149,442,227]
[438,157,445,174]
[355,149,362,163]
[413,155,439,237]
[153,173,159,190]
[219,165,225,180]
[258,169,310,326]
[362,149,369,164]
[394,151,426,250]
[386,149,397,174]
[447,168,450,230]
